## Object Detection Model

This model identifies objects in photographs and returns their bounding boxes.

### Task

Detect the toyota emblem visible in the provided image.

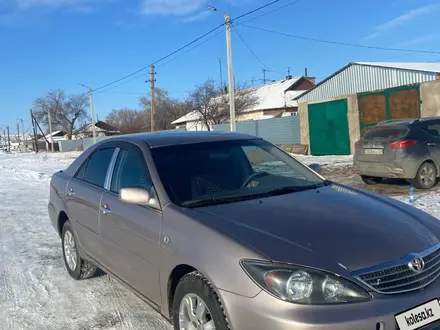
[408,257,425,273]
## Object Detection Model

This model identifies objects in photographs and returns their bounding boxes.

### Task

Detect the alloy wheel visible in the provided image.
[63,230,77,271]
[178,293,216,330]
[420,164,435,187]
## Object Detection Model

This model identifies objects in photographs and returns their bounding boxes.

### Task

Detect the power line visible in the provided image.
[232,23,270,70]
[92,24,225,93]
[157,29,224,68]
[233,0,282,21]
[89,0,292,93]
[236,0,302,25]
[241,24,440,54]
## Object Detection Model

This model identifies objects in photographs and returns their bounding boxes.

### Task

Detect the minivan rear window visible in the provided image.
[363,126,409,140]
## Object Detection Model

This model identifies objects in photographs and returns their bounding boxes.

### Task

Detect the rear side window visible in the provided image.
[363,126,409,140]
[82,148,115,188]
[421,124,440,137]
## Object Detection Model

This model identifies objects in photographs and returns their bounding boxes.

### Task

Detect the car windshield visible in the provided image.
[363,126,409,140]
[151,139,324,207]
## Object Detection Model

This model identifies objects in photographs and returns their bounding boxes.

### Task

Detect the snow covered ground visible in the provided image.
[0,151,439,329]
[0,152,172,330]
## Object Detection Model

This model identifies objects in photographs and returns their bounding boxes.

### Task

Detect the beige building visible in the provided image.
[295,62,440,155]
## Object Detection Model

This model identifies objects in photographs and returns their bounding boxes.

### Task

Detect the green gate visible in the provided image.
[308,99,350,155]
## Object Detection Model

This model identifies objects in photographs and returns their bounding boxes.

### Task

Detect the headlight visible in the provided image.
[241,260,371,305]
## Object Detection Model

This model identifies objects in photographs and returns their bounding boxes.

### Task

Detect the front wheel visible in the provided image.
[361,176,382,185]
[411,162,437,189]
[173,272,229,330]
[62,221,97,280]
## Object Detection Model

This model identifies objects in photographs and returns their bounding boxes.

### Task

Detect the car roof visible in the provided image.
[106,131,261,148]
[377,117,440,127]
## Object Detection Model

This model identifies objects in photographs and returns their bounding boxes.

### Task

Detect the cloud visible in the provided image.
[394,34,434,48]
[182,10,210,22]
[139,0,206,15]
[364,4,439,40]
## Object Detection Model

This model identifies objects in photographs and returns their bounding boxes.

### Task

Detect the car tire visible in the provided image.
[172,272,229,330]
[61,221,97,280]
[361,176,382,185]
[411,162,437,190]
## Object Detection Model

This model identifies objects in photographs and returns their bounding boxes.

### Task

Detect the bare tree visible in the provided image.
[105,108,149,134]
[187,80,258,131]
[33,90,90,139]
[139,88,191,131]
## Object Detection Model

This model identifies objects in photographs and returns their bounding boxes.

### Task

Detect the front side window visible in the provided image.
[81,148,115,188]
[151,139,323,207]
[111,148,152,194]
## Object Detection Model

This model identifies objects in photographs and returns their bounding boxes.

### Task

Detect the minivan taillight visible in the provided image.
[355,141,361,149]
[389,140,417,149]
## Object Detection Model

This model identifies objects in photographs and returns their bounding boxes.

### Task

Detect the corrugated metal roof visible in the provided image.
[296,62,439,103]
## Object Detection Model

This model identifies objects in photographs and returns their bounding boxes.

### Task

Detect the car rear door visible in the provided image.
[99,143,162,305]
[66,146,117,260]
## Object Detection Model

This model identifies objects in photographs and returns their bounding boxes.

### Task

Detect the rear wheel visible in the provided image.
[411,162,437,189]
[361,176,382,185]
[62,221,97,280]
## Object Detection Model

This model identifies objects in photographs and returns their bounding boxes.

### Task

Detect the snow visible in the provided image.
[0,151,171,330]
[294,154,354,168]
[1,151,440,329]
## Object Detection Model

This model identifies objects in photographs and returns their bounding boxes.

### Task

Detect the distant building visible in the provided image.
[172,75,315,131]
[73,121,120,139]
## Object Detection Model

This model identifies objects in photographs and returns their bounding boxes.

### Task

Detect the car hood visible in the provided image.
[195,185,440,272]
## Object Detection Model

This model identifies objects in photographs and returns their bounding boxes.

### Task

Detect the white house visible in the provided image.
[172,75,315,131]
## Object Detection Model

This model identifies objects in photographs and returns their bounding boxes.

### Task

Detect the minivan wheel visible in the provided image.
[173,272,229,330]
[361,176,382,185]
[62,221,97,280]
[411,162,437,189]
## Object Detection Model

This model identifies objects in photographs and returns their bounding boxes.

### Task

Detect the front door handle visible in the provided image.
[100,204,111,215]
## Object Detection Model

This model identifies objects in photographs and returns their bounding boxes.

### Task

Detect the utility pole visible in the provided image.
[16,122,20,152]
[149,64,156,132]
[47,107,54,152]
[219,57,224,92]
[31,109,39,153]
[263,69,269,84]
[208,5,236,132]
[6,125,10,152]
[79,84,97,144]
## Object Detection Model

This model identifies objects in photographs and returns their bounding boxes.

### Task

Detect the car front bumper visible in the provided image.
[219,278,440,330]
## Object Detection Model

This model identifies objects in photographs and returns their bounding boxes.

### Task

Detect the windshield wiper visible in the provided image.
[183,196,244,208]
[262,183,326,197]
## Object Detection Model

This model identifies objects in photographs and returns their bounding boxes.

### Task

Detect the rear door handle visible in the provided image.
[100,204,111,215]
[67,188,75,196]
[428,143,437,146]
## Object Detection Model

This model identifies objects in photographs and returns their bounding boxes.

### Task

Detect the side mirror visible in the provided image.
[309,163,322,174]
[120,187,159,208]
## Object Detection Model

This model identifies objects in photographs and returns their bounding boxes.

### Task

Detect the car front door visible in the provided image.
[99,143,162,305]
[66,146,117,260]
